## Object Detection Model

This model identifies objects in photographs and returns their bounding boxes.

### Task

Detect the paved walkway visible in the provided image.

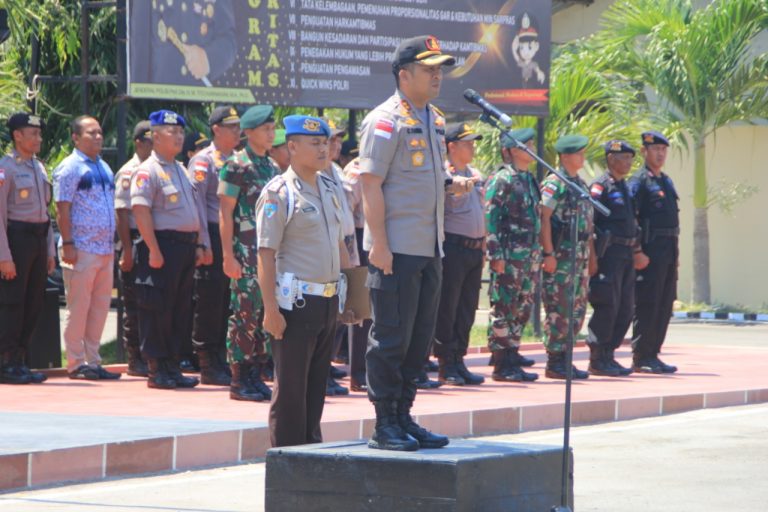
[2,323,767,492]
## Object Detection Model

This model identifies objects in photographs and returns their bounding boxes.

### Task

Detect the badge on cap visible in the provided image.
[303,118,321,133]
[163,112,178,125]
[28,116,41,127]
[643,134,655,144]
[610,141,622,152]
[425,36,440,51]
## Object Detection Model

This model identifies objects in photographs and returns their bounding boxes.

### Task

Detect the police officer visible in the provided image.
[485,127,541,383]
[218,104,278,401]
[256,115,352,447]
[132,0,236,86]
[181,131,210,167]
[433,122,486,386]
[131,109,210,389]
[359,35,456,451]
[540,135,594,380]
[587,140,648,377]
[187,105,242,386]
[115,120,153,377]
[628,131,679,374]
[0,113,54,384]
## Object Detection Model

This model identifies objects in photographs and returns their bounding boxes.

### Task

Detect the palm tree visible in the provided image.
[597,0,768,303]
[473,38,651,177]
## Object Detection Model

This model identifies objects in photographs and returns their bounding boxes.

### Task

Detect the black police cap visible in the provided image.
[6,112,45,133]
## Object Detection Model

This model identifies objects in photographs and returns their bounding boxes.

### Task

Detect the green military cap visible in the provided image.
[273,128,286,147]
[500,127,535,148]
[554,134,589,154]
[240,105,275,130]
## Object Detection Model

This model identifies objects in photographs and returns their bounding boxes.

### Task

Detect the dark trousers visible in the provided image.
[0,227,47,359]
[349,320,371,383]
[192,223,230,353]
[270,295,338,447]
[135,233,196,359]
[632,238,678,358]
[587,247,635,350]
[366,253,442,402]
[433,241,483,359]
[119,230,140,355]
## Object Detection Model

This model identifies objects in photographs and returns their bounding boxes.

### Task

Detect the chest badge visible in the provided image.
[411,151,425,167]
[169,194,179,203]
[122,178,130,189]
[19,189,29,199]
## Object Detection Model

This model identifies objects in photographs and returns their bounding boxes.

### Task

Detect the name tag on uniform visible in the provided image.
[302,205,317,213]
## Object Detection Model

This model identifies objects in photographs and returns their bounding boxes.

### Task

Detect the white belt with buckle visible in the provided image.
[298,279,338,298]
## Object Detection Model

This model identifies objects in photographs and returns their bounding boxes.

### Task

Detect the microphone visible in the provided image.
[463,89,513,127]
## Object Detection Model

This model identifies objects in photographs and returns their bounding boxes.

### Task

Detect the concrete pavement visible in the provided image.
[1,404,765,511]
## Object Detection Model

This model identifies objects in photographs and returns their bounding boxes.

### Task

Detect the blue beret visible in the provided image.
[501,127,535,148]
[604,139,636,156]
[554,134,588,154]
[641,130,669,147]
[149,110,186,128]
[283,115,330,138]
[240,105,274,130]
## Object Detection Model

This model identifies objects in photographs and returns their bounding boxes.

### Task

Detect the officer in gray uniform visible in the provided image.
[131,0,236,87]
[115,120,153,377]
[0,113,55,384]
[187,105,241,386]
[131,109,210,390]
[359,35,456,451]
[257,115,352,448]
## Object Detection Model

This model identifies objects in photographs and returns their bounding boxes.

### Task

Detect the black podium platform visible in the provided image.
[265,439,572,512]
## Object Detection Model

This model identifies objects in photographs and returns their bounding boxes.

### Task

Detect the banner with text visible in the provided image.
[127,0,551,115]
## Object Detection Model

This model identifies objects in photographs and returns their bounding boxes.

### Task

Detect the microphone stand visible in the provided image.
[475,113,609,512]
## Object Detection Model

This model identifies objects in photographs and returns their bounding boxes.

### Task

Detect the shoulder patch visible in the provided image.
[590,183,605,198]
[265,175,286,193]
[374,118,395,139]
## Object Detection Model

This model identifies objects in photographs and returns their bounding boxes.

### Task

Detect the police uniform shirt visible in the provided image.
[444,163,485,239]
[589,173,638,238]
[256,168,342,284]
[628,166,680,229]
[358,91,448,258]
[342,157,365,229]
[187,142,229,224]
[130,151,207,245]
[0,151,54,261]
[114,153,141,230]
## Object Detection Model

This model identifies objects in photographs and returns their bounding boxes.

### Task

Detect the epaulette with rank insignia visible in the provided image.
[430,104,445,117]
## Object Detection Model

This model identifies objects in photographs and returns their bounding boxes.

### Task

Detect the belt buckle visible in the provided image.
[322,283,335,297]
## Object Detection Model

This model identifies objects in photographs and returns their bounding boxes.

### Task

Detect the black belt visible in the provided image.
[651,227,679,238]
[7,219,49,236]
[445,233,484,250]
[154,230,197,244]
[611,235,637,247]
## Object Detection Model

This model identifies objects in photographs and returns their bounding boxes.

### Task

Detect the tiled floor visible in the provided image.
[1,342,767,492]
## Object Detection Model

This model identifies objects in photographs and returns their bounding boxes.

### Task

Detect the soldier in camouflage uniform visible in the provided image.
[539,135,595,380]
[218,105,278,401]
[485,128,541,382]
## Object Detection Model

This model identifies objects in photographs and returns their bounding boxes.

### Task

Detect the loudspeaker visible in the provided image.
[28,288,62,369]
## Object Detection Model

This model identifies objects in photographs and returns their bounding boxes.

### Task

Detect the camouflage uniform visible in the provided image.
[540,172,594,353]
[218,146,277,363]
[485,164,541,349]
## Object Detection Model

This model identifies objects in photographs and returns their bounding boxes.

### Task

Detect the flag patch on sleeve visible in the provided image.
[374,118,394,140]
[590,183,604,198]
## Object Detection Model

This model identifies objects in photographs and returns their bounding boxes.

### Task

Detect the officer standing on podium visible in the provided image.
[0,113,55,384]
[257,115,351,447]
[131,109,210,390]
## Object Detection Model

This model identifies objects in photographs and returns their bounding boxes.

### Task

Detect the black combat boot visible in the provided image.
[146,358,176,389]
[125,346,148,377]
[13,350,47,383]
[654,355,678,374]
[545,351,589,380]
[368,400,419,451]
[167,358,200,388]
[493,349,538,382]
[509,346,536,367]
[588,344,621,377]
[397,397,449,449]
[412,370,442,389]
[248,362,273,400]
[437,353,465,386]
[0,352,31,384]
[632,351,663,374]
[606,348,633,376]
[198,350,231,386]
[178,354,200,373]
[229,362,266,402]
[326,375,350,396]
[455,354,485,385]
